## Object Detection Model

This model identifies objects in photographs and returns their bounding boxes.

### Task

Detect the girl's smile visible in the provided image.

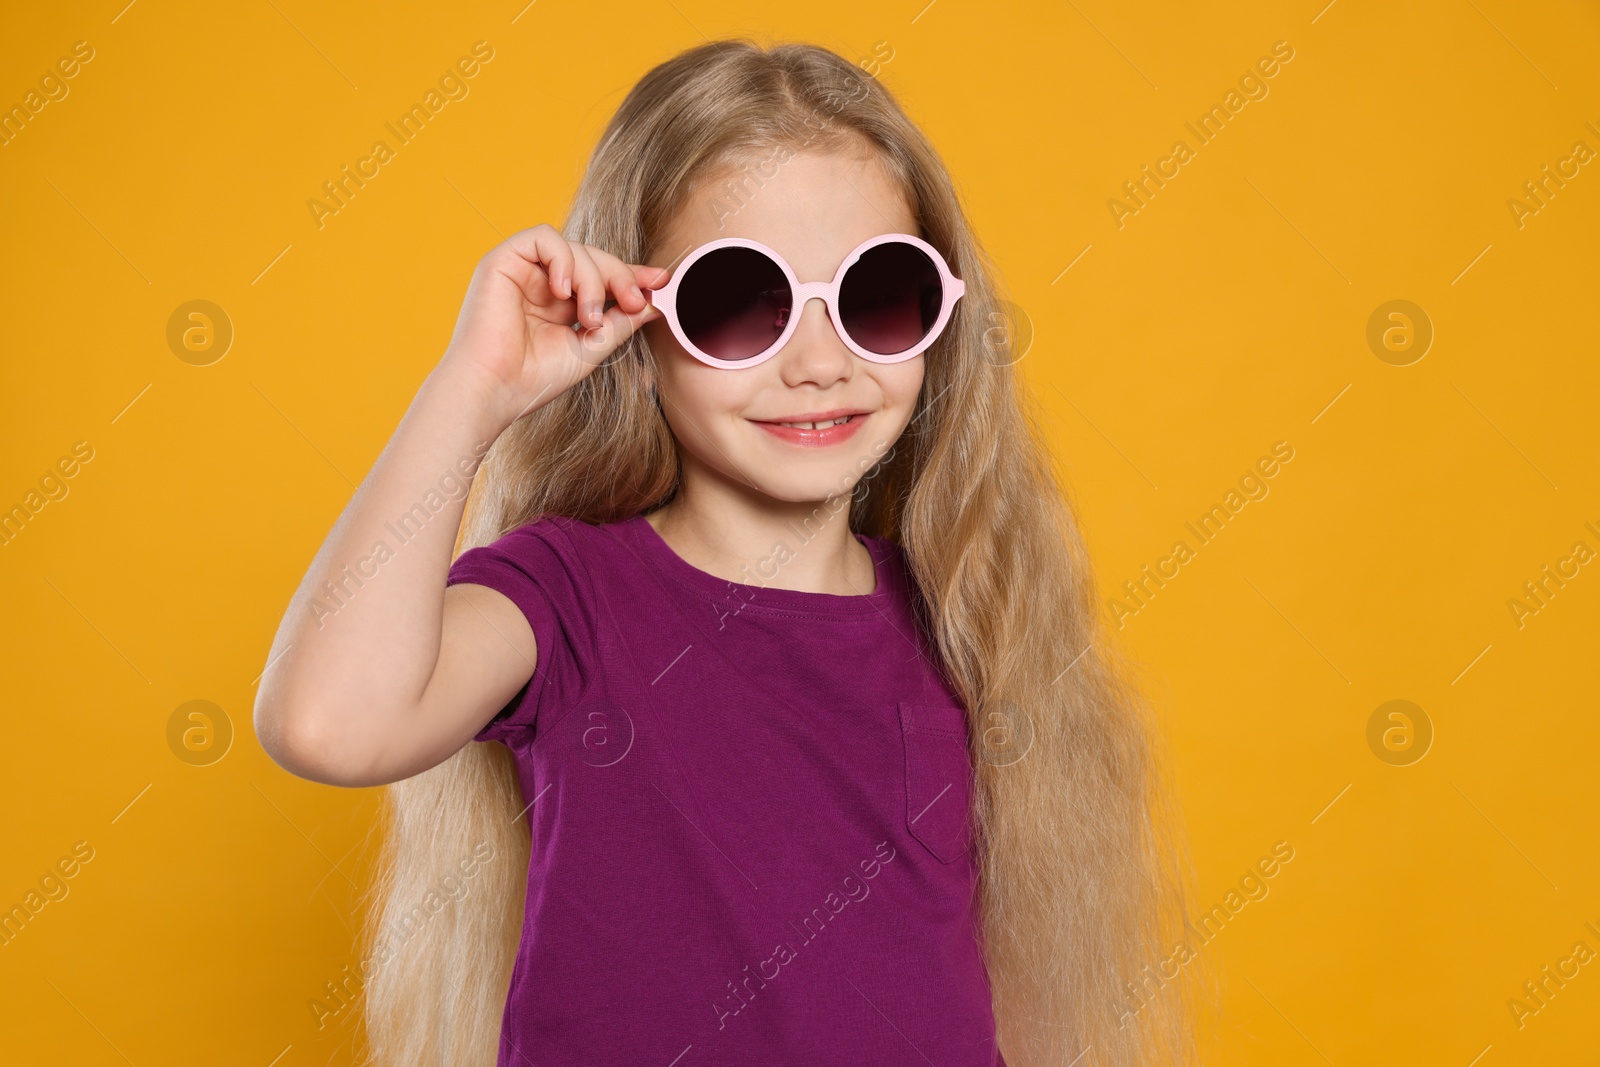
[748,409,870,447]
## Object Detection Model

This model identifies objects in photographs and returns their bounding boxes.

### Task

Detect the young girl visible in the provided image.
[256,39,1205,1067]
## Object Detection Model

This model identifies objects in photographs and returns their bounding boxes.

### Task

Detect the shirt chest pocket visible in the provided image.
[898,700,976,864]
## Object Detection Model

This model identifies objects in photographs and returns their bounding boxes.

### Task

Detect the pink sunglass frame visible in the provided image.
[646,232,966,370]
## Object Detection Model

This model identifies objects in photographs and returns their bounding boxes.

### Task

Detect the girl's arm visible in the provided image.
[254,225,664,788]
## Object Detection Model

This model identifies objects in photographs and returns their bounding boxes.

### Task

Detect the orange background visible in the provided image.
[3,1,1597,1063]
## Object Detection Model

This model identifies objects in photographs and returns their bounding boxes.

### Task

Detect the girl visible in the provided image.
[256,38,1206,1067]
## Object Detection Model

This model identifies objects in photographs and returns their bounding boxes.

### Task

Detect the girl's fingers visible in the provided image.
[579,244,657,314]
[489,227,670,328]
[493,224,670,310]
[563,297,661,369]
[632,264,672,293]
[498,224,573,302]
[568,244,611,329]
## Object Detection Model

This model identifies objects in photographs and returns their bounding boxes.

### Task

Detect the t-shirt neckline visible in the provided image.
[622,513,896,617]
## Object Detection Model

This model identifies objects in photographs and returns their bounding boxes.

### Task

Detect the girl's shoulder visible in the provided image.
[470,513,921,615]
[463,512,676,591]
[476,515,633,563]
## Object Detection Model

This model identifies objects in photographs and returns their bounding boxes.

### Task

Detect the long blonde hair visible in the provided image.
[362,38,1210,1067]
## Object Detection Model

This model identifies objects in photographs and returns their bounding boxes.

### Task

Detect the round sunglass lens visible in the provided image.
[676,247,792,362]
[839,242,943,356]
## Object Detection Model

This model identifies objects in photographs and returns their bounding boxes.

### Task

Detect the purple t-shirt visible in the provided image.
[446,513,1003,1067]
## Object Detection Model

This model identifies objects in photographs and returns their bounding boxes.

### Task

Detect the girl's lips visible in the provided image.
[750,413,866,448]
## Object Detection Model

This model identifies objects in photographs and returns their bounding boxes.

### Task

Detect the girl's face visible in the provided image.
[642,149,925,507]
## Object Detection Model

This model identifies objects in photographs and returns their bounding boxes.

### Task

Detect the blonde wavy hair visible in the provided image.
[360,37,1211,1067]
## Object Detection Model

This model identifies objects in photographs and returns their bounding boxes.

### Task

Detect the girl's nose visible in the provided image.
[777,297,854,384]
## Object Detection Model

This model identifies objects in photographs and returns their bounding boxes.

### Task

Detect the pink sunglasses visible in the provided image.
[645,232,966,369]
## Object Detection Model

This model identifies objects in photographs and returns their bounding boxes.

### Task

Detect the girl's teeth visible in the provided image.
[779,416,852,429]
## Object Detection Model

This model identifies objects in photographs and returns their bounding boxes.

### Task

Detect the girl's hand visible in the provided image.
[439,224,669,427]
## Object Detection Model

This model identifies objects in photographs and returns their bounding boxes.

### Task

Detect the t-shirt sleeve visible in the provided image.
[445,517,596,745]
